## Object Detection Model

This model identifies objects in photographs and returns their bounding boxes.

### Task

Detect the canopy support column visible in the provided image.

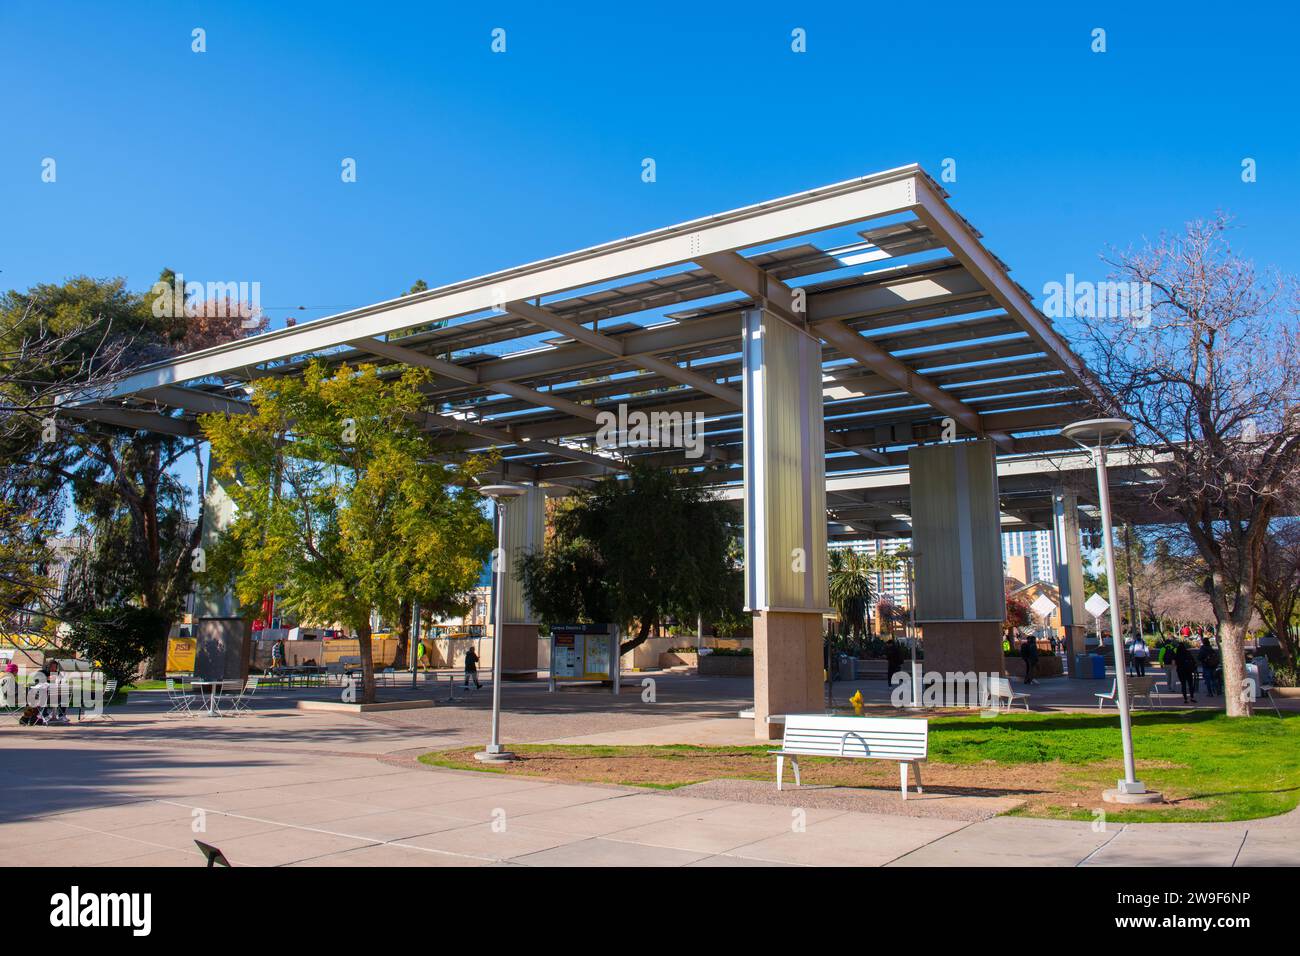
[193,452,252,683]
[1052,487,1089,677]
[909,440,1006,698]
[742,307,830,739]
[497,485,546,680]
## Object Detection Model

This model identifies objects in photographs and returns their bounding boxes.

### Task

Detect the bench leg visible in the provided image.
[775,755,784,791]
[900,762,909,800]
[791,756,800,788]
[913,762,923,794]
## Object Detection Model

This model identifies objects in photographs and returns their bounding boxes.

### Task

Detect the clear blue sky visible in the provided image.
[3,1,1296,531]
[4,0,1298,322]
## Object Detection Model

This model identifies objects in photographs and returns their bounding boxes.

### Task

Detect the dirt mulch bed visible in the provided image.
[426,746,1205,818]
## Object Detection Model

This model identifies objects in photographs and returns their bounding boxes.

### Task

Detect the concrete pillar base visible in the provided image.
[919,621,1005,683]
[498,623,539,680]
[753,610,824,740]
[1062,624,1088,678]
[195,617,252,682]
[1103,786,1165,805]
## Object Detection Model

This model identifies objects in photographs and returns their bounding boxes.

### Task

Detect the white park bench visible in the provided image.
[770,714,929,799]
[1095,675,1161,709]
[986,676,1030,712]
[1247,661,1281,716]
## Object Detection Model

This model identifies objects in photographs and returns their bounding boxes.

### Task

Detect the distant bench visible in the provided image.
[770,714,929,799]
[987,676,1031,712]
[1095,675,1160,709]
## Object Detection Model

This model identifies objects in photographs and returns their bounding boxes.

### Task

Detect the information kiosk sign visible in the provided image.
[548,623,621,694]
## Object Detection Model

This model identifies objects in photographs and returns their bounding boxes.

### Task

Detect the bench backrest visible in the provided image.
[781,714,928,761]
[1103,676,1159,696]
[989,676,1015,699]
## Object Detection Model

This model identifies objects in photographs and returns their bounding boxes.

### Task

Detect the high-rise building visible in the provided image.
[1001,528,1056,585]
[829,538,912,608]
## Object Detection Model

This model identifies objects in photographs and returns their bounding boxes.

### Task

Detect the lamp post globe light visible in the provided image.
[474,483,528,764]
[1060,419,1163,805]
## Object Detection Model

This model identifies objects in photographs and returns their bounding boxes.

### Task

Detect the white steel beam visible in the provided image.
[697,249,1017,453]
[420,412,626,472]
[505,299,742,406]
[95,166,923,399]
[350,336,600,423]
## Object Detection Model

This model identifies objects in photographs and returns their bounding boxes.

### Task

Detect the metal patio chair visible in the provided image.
[221,676,260,716]
[166,677,197,717]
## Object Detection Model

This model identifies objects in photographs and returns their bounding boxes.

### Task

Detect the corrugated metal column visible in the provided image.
[908,440,1007,694]
[1052,487,1088,677]
[193,451,253,682]
[742,307,830,740]
[498,484,546,680]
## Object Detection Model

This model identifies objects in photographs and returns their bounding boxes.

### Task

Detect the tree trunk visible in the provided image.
[619,616,653,656]
[392,599,412,673]
[146,638,168,680]
[1219,619,1250,717]
[356,621,376,704]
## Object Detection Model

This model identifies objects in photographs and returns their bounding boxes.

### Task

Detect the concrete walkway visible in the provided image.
[2,691,1297,867]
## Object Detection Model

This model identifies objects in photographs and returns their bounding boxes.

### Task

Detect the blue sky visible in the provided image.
[4,0,1298,321]
[2,1,1297,528]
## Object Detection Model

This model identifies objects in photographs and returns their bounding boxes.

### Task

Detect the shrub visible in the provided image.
[62,605,169,688]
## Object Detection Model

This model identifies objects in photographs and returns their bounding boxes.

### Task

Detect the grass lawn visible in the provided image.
[420,710,1300,823]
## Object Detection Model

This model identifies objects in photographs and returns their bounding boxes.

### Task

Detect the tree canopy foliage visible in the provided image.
[200,360,495,703]
[517,465,740,653]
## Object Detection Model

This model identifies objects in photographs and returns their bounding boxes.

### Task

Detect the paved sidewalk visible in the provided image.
[3,723,1298,867]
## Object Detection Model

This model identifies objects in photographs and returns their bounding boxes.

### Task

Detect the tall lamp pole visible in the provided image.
[475,483,527,763]
[1061,419,1162,805]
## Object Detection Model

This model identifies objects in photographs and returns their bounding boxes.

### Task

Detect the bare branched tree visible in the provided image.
[0,299,128,442]
[1084,215,1300,715]
[1255,519,1300,662]
[0,300,132,630]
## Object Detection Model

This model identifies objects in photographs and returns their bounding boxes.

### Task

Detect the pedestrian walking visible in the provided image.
[463,646,482,690]
[1020,636,1039,685]
[1174,643,1197,704]
[1131,634,1149,677]
[1198,640,1219,697]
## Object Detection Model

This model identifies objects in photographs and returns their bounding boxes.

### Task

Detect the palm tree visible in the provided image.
[828,548,873,645]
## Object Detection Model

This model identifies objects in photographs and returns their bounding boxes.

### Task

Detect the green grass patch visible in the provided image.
[420,711,1300,823]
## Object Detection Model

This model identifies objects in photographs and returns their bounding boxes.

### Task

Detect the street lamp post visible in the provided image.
[896,548,921,708]
[1061,419,1162,804]
[474,483,527,763]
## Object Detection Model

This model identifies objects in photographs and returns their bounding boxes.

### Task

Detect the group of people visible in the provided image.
[1139,627,1221,704]
[5,658,72,725]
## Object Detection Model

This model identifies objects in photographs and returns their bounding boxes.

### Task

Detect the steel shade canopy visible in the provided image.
[68,164,1108,508]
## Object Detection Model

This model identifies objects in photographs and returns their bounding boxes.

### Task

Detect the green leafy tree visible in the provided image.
[0,497,54,635]
[828,549,873,642]
[200,361,494,703]
[62,606,169,688]
[518,465,739,654]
